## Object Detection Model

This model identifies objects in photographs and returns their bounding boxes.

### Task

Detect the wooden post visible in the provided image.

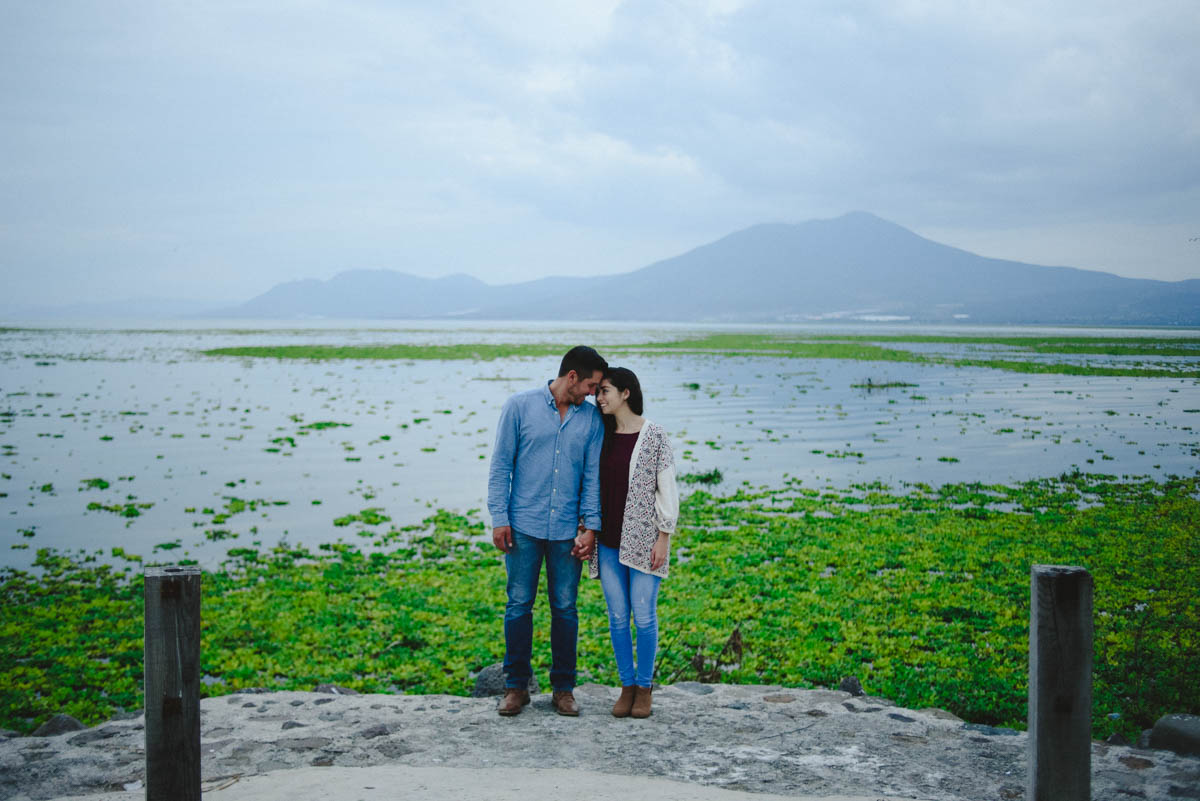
[144,565,202,801]
[1028,564,1092,801]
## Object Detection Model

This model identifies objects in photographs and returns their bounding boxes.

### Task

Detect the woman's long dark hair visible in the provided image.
[600,367,644,449]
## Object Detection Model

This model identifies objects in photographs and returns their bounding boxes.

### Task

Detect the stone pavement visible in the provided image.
[3,683,1198,801]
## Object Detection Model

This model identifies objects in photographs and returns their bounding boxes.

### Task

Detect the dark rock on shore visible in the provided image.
[1150,714,1200,757]
[470,663,540,697]
[31,715,85,737]
[314,684,359,696]
[838,676,864,696]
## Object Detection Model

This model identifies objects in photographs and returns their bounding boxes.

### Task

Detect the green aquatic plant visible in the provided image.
[1,474,1195,744]
[333,508,391,527]
[86,501,153,518]
[201,332,1200,378]
[679,468,724,485]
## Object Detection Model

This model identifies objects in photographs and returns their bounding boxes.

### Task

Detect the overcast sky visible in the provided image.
[2,0,1198,308]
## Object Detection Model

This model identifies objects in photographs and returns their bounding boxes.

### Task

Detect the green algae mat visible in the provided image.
[2,472,1196,742]
[202,332,1200,378]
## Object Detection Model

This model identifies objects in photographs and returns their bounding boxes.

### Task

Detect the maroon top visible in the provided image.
[599,432,639,549]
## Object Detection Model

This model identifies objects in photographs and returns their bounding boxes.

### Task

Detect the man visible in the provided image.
[487,345,606,716]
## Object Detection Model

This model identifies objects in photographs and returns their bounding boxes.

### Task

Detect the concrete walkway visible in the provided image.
[8,684,1196,800]
[46,765,924,801]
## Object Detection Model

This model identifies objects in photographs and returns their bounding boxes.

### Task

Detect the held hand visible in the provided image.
[650,533,669,570]
[572,529,597,560]
[492,525,513,553]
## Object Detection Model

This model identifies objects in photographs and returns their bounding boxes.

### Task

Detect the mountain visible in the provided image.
[219,213,1200,325]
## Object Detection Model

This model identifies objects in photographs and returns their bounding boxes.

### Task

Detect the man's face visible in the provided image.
[567,369,603,404]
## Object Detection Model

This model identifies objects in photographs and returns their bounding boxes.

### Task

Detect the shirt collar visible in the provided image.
[545,379,585,409]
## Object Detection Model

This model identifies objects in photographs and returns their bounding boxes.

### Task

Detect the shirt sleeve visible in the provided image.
[487,397,519,528]
[654,427,679,534]
[579,412,604,531]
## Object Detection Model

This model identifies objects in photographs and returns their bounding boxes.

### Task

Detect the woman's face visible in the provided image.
[595,380,628,415]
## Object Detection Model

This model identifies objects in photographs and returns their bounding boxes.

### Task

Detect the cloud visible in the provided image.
[1,0,1197,306]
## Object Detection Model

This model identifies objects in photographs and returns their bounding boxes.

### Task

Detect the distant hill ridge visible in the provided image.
[221,212,1200,325]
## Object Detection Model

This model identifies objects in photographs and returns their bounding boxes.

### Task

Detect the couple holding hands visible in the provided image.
[487,346,679,719]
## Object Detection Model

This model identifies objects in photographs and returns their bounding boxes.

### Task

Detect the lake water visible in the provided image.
[2,320,1197,569]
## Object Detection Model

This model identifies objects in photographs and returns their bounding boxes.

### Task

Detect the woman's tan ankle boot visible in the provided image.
[631,685,653,718]
[612,685,636,717]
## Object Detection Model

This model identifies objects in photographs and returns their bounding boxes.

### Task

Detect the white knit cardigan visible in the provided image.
[587,419,680,580]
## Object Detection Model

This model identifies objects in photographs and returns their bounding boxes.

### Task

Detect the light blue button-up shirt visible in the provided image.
[487,382,604,540]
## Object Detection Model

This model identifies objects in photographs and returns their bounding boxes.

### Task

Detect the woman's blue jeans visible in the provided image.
[597,542,661,688]
[503,530,582,692]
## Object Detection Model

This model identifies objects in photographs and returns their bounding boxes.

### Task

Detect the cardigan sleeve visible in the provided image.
[653,426,679,534]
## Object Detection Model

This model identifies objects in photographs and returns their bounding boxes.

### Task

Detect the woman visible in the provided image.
[589,367,679,718]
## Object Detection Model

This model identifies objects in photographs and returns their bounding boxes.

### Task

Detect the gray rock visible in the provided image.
[68,727,120,746]
[919,707,964,722]
[839,676,864,696]
[1107,732,1131,746]
[281,721,307,730]
[962,723,1020,737]
[1150,713,1200,757]
[359,724,393,739]
[314,684,359,695]
[377,740,418,758]
[1139,729,1154,748]
[32,714,85,737]
[0,729,22,739]
[888,713,917,723]
[469,663,540,697]
[673,681,715,695]
[281,737,332,750]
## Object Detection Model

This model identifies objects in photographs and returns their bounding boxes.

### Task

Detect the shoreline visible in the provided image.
[4,684,1199,801]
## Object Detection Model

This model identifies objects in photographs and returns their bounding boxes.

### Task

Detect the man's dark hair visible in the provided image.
[558,346,608,379]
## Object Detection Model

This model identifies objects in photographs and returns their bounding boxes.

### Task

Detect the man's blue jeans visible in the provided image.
[503,530,582,692]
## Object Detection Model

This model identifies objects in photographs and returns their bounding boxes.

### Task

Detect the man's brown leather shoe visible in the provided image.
[551,690,580,717]
[611,686,636,718]
[497,688,530,716]
[631,685,652,718]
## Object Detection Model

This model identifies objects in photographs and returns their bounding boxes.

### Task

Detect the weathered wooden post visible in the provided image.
[144,565,202,801]
[1028,564,1092,801]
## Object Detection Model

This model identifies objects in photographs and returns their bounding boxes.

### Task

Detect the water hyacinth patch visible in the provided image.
[1,472,1196,742]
